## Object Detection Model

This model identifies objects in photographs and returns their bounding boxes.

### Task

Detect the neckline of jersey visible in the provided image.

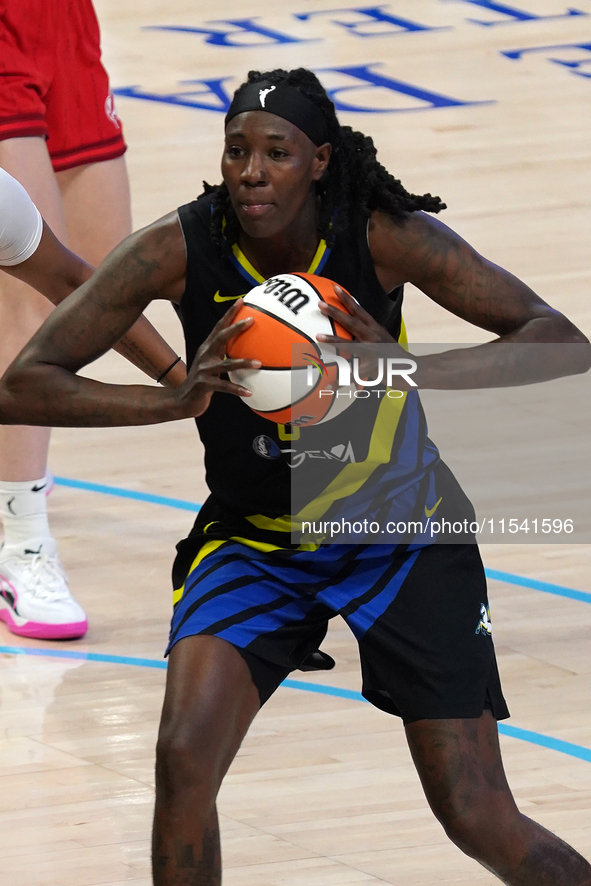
[229,237,331,287]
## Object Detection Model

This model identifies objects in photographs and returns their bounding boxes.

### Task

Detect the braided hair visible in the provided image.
[204,67,446,250]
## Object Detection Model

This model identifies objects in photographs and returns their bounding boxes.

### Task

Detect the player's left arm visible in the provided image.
[3,220,186,387]
[370,210,587,343]
[319,210,590,387]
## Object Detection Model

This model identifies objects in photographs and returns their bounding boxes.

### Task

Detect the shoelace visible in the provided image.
[10,553,70,601]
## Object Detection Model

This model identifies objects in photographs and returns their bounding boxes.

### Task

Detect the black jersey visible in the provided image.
[176,193,405,516]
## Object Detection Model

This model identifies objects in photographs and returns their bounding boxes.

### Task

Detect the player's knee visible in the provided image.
[439,809,485,859]
[434,795,516,861]
[155,716,221,804]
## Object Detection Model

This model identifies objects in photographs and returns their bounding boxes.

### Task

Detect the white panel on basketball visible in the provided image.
[243,274,334,340]
[230,366,320,412]
[290,365,321,404]
[315,382,359,424]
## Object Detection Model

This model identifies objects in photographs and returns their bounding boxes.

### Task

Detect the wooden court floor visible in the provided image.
[1,1,590,883]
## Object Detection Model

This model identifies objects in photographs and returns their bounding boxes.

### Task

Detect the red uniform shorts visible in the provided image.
[0,0,126,171]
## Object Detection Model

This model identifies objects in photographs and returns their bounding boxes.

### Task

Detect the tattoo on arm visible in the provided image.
[38,221,180,373]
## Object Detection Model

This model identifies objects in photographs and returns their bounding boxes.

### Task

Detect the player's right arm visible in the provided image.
[0,213,258,427]
[0,167,187,387]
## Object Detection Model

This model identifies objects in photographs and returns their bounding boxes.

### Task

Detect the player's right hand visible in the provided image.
[175,300,261,418]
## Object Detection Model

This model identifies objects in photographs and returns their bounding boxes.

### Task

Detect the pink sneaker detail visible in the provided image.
[0,538,87,641]
[0,606,87,639]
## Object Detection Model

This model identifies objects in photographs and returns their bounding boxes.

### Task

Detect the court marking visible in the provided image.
[485,568,591,604]
[54,475,201,512]
[53,475,591,604]
[1,644,590,765]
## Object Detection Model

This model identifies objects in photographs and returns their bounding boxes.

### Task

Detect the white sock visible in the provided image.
[0,477,53,551]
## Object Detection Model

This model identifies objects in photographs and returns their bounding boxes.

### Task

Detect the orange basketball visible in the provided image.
[227,273,358,427]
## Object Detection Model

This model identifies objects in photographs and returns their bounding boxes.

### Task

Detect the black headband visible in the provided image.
[224,82,330,147]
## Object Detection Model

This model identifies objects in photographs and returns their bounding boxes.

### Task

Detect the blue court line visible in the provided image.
[485,568,591,605]
[283,678,366,702]
[1,645,590,765]
[53,476,591,606]
[497,724,591,764]
[54,476,201,513]
[0,645,167,669]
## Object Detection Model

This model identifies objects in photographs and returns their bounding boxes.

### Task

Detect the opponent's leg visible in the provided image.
[56,154,131,264]
[406,711,591,885]
[0,137,88,638]
[153,635,261,886]
[0,136,66,427]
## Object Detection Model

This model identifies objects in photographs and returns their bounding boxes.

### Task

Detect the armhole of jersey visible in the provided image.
[365,216,403,303]
[175,206,192,307]
[176,208,188,262]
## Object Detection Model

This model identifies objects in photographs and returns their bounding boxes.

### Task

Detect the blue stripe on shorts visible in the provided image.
[167,541,424,654]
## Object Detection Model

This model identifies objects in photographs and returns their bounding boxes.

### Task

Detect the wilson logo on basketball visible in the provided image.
[261,277,310,315]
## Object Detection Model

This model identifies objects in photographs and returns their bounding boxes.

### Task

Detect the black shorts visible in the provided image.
[168,527,509,723]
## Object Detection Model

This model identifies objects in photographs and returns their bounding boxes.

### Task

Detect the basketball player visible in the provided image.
[0,0,186,638]
[1,68,590,885]
[0,166,187,638]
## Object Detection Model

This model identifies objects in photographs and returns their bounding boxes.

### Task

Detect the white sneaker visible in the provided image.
[0,538,88,639]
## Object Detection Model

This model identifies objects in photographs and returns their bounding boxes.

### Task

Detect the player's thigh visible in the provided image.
[0,137,65,355]
[0,137,67,238]
[57,156,131,265]
[349,543,509,721]
[157,635,260,786]
[168,535,332,706]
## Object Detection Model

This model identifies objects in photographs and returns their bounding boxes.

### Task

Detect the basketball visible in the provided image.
[226,272,357,427]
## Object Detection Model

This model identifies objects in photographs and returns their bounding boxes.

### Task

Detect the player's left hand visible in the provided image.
[316,285,396,344]
[317,285,418,387]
